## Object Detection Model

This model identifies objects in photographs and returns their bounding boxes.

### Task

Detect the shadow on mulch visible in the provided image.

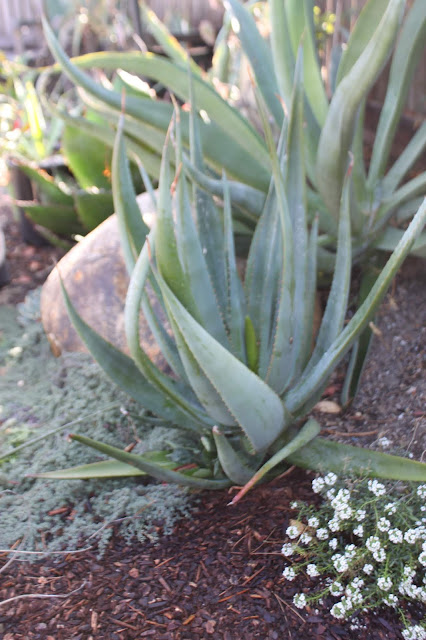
[0,469,412,640]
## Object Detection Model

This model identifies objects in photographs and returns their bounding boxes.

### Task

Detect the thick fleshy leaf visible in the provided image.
[182,157,264,225]
[33,451,179,479]
[74,190,114,232]
[284,0,328,127]
[212,426,263,485]
[33,460,146,479]
[61,279,207,432]
[340,263,381,405]
[112,117,149,273]
[316,0,405,218]
[382,122,426,194]
[17,163,73,205]
[286,198,426,414]
[224,0,283,126]
[368,0,425,187]
[230,418,321,504]
[62,124,112,191]
[23,203,83,236]
[287,437,426,482]
[42,18,270,191]
[70,434,231,488]
[156,273,289,453]
[374,226,426,259]
[336,0,390,85]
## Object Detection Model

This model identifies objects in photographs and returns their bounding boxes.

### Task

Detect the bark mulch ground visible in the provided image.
[0,469,409,640]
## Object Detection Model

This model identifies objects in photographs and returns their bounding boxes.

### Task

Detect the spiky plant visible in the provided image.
[39,50,426,498]
[41,1,426,261]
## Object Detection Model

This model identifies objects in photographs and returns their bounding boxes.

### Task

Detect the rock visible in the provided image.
[40,192,163,364]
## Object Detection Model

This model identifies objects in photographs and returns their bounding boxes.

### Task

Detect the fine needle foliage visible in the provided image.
[38,39,426,496]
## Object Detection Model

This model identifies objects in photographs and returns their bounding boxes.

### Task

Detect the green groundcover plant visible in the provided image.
[281,474,426,638]
[35,23,426,494]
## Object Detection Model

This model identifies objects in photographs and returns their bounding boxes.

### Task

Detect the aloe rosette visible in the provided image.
[41,0,426,262]
[38,50,426,495]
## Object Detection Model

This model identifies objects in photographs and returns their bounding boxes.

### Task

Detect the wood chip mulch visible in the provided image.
[0,469,409,640]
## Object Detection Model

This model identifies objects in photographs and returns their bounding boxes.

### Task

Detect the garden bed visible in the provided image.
[0,203,425,639]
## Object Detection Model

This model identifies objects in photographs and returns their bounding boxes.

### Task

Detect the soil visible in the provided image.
[0,204,425,639]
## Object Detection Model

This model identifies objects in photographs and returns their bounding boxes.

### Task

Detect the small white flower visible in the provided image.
[330,581,344,596]
[363,564,374,575]
[388,528,403,544]
[402,566,415,579]
[290,501,299,509]
[330,602,346,619]
[312,477,325,493]
[293,593,307,609]
[377,517,391,532]
[384,502,397,515]
[328,518,340,532]
[383,593,398,608]
[351,577,365,590]
[418,551,426,567]
[282,566,296,581]
[308,516,320,529]
[326,488,336,500]
[329,538,338,550]
[306,563,319,577]
[377,576,392,591]
[331,488,351,509]
[344,544,356,560]
[404,529,420,544]
[402,625,426,640]
[300,532,312,545]
[335,505,353,520]
[324,472,338,486]
[286,525,300,539]
[333,554,349,573]
[366,536,381,553]
[417,485,426,500]
[281,543,295,557]
[356,509,367,521]
[373,548,386,563]
[353,524,364,537]
[367,479,386,496]
[316,527,329,540]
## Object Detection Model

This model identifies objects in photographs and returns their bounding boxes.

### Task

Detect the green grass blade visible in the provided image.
[70,434,231,488]
[368,0,426,187]
[224,0,283,126]
[287,437,426,481]
[286,198,426,414]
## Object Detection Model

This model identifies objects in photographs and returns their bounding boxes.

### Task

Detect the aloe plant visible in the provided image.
[38,51,426,496]
[40,1,426,260]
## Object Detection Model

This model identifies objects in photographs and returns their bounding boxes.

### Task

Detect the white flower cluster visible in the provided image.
[279,474,426,637]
